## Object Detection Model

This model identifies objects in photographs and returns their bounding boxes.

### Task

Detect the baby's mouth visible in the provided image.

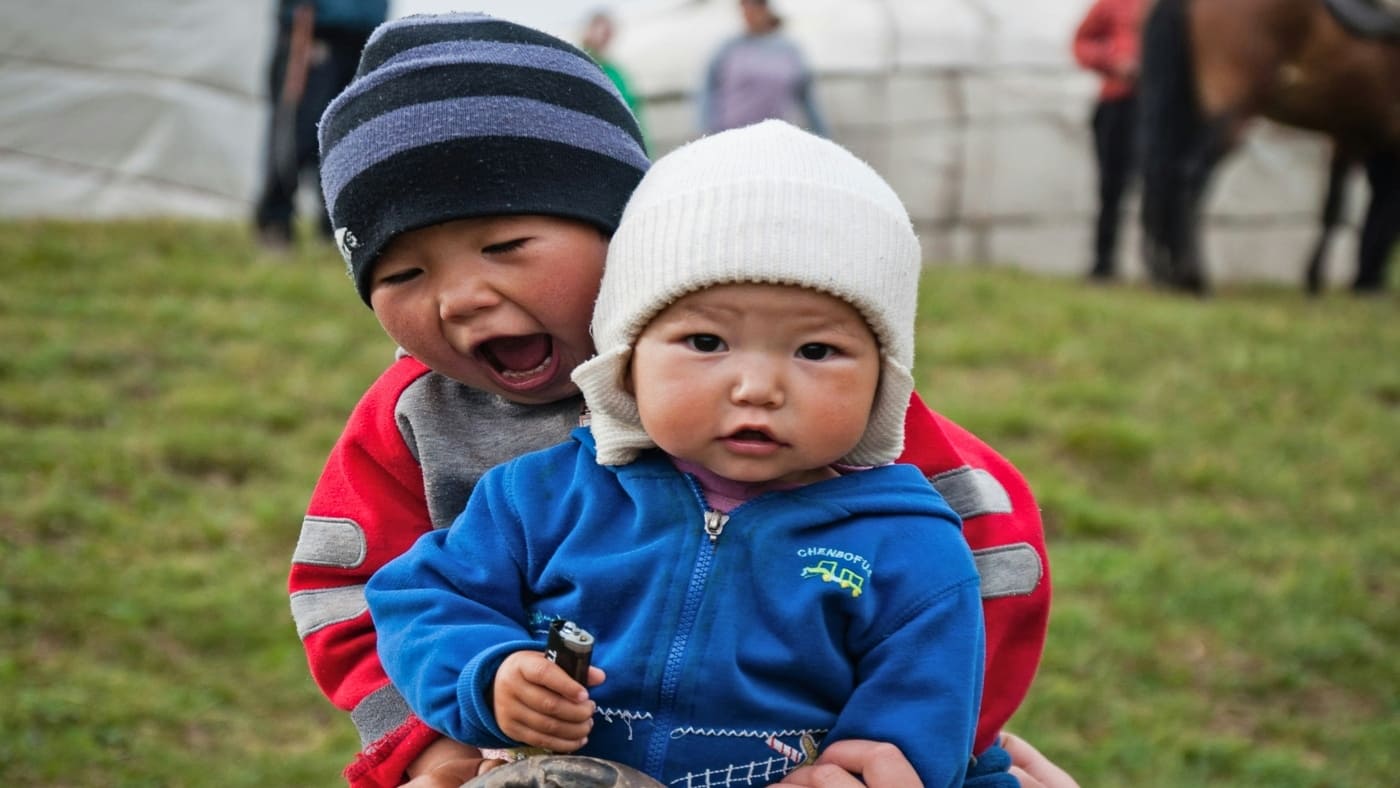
[477,334,554,380]
[727,428,775,443]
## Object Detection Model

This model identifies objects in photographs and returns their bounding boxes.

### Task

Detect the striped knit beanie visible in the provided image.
[572,120,922,467]
[318,12,650,305]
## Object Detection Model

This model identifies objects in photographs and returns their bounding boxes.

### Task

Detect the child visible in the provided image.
[289,12,1051,787]
[367,119,985,786]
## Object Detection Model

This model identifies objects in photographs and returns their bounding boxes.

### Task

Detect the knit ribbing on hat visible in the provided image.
[572,120,921,468]
[318,13,649,305]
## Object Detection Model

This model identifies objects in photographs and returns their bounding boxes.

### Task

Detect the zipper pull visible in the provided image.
[703,509,730,544]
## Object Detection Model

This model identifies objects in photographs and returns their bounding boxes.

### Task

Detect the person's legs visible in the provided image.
[301,28,373,238]
[1089,95,1137,279]
[254,20,296,247]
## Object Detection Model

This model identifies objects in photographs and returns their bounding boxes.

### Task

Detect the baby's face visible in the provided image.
[369,215,607,404]
[629,283,880,485]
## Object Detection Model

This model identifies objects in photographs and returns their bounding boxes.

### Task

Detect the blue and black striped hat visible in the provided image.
[318,12,650,305]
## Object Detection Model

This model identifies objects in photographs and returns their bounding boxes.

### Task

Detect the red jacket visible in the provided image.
[290,355,1050,786]
[1072,0,1147,101]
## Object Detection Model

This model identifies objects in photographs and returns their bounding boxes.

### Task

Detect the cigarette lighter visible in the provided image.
[545,619,594,685]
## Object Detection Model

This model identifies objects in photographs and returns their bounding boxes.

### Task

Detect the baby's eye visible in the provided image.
[797,343,837,361]
[685,334,726,353]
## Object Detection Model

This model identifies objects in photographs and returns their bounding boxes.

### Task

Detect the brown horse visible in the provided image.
[1138,0,1400,293]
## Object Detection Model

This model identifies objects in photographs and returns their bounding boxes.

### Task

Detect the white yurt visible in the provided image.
[0,0,1358,284]
[0,1,272,219]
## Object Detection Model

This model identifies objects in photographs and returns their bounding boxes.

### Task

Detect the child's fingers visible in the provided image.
[496,654,594,714]
[517,650,593,701]
[499,650,588,701]
[493,649,597,751]
[804,740,921,788]
[498,704,593,752]
[512,701,594,738]
[513,677,597,724]
[586,665,607,687]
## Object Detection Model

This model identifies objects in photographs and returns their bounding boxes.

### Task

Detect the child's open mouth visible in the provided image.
[477,334,555,384]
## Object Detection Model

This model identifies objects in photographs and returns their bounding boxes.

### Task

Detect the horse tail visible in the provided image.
[1137,0,1200,282]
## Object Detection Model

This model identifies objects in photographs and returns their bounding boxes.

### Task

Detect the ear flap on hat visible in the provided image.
[572,346,656,465]
[842,357,914,467]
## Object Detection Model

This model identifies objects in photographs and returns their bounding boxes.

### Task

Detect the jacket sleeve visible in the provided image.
[288,356,444,787]
[366,460,542,748]
[824,562,984,787]
[1071,0,1119,75]
[897,391,1050,754]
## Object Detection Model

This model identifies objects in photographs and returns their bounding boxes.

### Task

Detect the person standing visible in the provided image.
[699,0,827,136]
[254,0,387,250]
[581,9,647,151]
[1072,0,1146,281]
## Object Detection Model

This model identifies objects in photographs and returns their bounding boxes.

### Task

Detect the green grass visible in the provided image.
[1,220,1395,785]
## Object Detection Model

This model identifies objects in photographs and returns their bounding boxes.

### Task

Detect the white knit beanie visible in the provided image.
[572,119,921,466]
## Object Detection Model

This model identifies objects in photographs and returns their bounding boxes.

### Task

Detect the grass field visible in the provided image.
[1,220,1395,786]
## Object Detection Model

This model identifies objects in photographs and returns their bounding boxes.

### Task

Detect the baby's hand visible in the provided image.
[492,650,605,752]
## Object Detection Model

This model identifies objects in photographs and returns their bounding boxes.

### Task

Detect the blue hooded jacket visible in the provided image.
[368,427,984,786]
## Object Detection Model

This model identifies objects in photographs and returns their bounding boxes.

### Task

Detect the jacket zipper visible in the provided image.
[703,508,730,543]
[644,476,730,775]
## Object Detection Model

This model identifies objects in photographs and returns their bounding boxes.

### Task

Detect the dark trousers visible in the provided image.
[254,25,369,240]
[1089,95,1139,277]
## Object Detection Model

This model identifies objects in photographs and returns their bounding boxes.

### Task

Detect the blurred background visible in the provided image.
[1,1,1395,786]
[0,0,1365,284]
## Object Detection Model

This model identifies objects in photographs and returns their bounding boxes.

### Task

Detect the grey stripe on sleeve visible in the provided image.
[929,466,1014,519]
[351,683,415,747]
[973,543,1043,599]
[291,516,367,569]
[290,585,368,639]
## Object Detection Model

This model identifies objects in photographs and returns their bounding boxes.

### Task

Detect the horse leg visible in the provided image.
[1354,150,1400,292]
[1303,146,1353,295]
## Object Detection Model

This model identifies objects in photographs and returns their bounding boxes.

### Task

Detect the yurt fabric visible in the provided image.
[0,0,1351,284]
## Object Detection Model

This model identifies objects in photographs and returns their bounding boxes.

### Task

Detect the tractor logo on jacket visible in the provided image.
[800,560,865,598]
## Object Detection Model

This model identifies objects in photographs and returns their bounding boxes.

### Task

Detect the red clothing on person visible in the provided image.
[1072,0,1148,100]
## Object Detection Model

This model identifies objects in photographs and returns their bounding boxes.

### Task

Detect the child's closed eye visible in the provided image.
[377,267,423,286]
[483,237,529,255]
